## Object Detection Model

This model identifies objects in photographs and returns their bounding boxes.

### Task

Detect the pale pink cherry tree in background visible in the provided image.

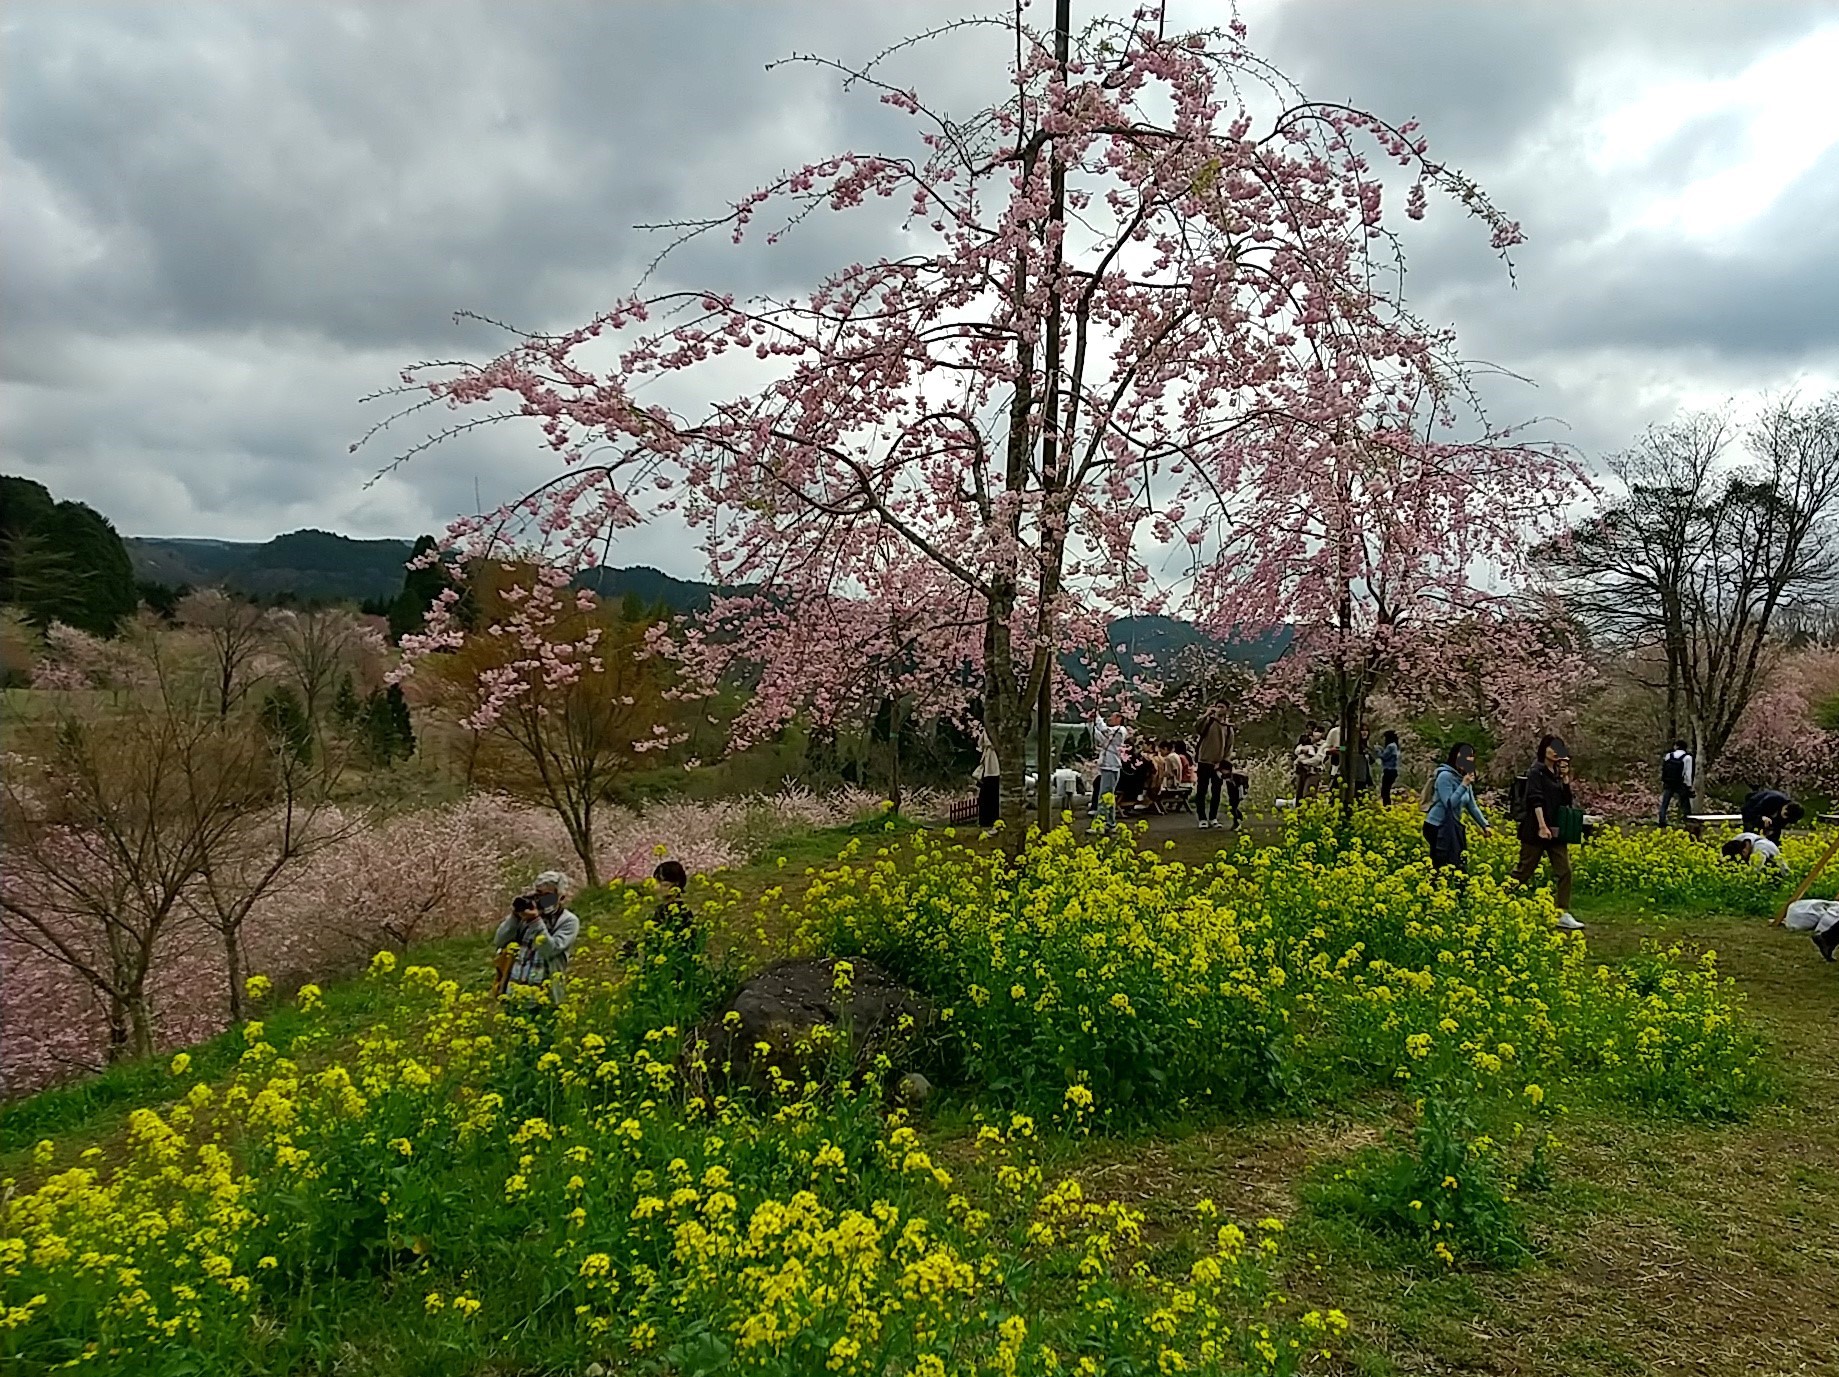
[670,554,983,813]
[1188,375,1587,814]
[412,560,687,886]
[365,3,1563,836]
[1720,644,1839,797]
[1367,601,1597,783]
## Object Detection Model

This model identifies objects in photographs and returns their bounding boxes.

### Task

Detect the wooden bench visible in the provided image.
[1684,812,1742,840]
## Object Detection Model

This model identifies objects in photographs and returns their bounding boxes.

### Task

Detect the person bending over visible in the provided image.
[1739,787,1803,844]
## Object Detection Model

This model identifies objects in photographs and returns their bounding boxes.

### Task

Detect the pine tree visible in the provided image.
[361,690,398,767]
[260,686,313,765]
[333,673,361,730]
[386,683,415,759]
[389,535,474,642]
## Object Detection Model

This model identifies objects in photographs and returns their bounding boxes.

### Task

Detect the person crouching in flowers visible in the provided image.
[1721,831,1790,876]
[493,870,579,1005]
[621,860,703,959]
[1423,742,1490,870]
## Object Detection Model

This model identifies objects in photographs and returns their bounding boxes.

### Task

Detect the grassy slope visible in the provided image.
[4,818,1835,1376]
[1111,830,1839,1377]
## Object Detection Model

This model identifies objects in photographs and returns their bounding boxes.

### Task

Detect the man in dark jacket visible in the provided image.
[1740,787,1803,843]
[1510,736,1584,930]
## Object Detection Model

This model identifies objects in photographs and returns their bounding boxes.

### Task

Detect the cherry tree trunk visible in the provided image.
[223,924,247,1023]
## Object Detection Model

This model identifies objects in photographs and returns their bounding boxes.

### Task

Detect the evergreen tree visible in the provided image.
[361,690,398,767]
[0,477,138,636]
[333,673,362,730]
[259,685,314,765]
[386,683,415,759]
[388,535,473,642]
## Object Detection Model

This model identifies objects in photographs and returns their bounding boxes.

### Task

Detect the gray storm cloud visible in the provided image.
[3,0,1834,561]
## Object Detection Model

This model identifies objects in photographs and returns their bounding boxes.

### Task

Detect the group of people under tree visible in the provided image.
[481,727,1829,1007]
[1083,705,1247,830]
[971,705,1248,832]
[1292,722,1402,805]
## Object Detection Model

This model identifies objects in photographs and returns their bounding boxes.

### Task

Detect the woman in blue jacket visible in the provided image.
[1424,743,1491,869]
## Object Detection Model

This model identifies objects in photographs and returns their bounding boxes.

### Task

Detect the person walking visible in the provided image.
[1658,739,1695,828]
[1090,709,1129,827]
[1224,761,1248,828]
[974,720,1001,834]
[1195,705,1233,829]
[1510,736,1585,930]
[1423,742,1490,869]
[1379,730,1402,807]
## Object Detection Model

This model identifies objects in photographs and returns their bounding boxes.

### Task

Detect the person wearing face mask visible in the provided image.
[493,870,581,1004]
[1510,736,1585,931]
[1423,742,1490,869]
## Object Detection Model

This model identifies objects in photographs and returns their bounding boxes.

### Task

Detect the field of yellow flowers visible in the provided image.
[2,807,1829,1376]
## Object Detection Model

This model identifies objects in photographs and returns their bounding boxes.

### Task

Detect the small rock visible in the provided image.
[896,1071,932,1107]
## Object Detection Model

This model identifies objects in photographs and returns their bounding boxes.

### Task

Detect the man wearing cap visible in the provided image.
[492,870,581,1004]
[1510,736,1584,930]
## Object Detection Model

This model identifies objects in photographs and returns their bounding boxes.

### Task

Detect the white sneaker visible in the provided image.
[1556,912,1585,931]
[1198,819,1210,830]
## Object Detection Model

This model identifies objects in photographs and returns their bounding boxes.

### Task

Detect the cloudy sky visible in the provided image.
[4,1,1837,577]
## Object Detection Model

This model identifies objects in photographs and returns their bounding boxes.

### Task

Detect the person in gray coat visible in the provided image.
[493,870,580,1004]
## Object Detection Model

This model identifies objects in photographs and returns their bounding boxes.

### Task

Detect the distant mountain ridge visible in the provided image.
[123,530,1290,671]
[125,532,720,614]
[127,530,419,605]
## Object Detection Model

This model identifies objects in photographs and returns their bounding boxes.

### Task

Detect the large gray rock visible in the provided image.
[686,956,933,1093]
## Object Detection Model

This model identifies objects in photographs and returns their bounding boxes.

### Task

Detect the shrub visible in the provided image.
[791,814,1768,1130]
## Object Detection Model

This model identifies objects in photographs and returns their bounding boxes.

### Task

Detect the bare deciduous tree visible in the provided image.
[1548,396,1839,778]
[177,588,272,720]
[268,606,382,726]
[1,648,275,1060]
[186,725,365,1022]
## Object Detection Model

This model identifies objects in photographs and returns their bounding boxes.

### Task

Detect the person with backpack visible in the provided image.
[1423,743,1491,869]
[1658,739,1695,828]
[1510,736,1585,930]
[1379,730,1402,807]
